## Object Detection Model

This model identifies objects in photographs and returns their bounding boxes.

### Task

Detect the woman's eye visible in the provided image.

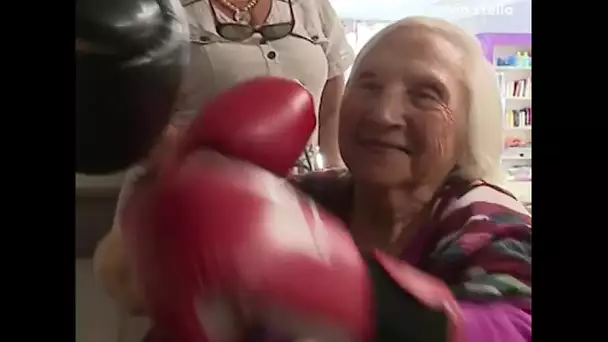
[411,91,440,108]
[358,81,382,92]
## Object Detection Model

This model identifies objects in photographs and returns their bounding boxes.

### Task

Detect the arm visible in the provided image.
[316,0,354,168]
[289,173,524,342]
[449,218,532,342]
[318,76,345,168]
[459,302,531,342]
[370,215,532,342]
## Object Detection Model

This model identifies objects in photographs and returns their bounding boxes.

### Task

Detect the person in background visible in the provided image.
[94,0,353,317]
[177,0,352,166]
[96,15,532,342]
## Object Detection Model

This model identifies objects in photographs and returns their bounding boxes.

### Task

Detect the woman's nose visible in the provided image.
[373,87,407,126]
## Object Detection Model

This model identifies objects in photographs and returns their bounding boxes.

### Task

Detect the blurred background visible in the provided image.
[76,1,532,341]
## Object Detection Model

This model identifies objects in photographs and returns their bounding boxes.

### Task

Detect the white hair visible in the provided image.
[355,17,504,183]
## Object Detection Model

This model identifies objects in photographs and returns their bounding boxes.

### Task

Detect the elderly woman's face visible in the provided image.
[339,26,469,187]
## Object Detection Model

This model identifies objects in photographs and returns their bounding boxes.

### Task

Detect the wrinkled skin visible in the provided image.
[339,24,470,190]
[338,24,472,252]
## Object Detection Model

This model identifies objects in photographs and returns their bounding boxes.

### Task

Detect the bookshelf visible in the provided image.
[477,33,531,204]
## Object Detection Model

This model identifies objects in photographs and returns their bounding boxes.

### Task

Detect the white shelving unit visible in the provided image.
[494,45,532,204]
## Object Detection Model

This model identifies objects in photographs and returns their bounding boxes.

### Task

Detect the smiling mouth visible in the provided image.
[360,141,413,155]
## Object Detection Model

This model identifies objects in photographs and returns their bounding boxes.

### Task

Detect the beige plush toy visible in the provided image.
[93,126,179,316]
[94,226,147,316]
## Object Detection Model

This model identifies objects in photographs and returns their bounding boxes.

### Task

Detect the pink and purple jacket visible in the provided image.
[289,170,532,342]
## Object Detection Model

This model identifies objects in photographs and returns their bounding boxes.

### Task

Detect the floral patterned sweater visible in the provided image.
[288,170,532,342]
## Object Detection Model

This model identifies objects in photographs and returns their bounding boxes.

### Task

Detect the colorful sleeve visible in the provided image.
[431,210,532,307]
[428,191,532,342]
[367,220,531,342]
[460,302,531,342]
[366,183,532,342]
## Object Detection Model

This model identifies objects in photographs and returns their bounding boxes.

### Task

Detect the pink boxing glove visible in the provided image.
[130,153,373,341]
[177,76,316,177]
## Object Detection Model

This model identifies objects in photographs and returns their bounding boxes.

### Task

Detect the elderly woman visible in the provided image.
[96,16,531,341]
[292,17,531,341]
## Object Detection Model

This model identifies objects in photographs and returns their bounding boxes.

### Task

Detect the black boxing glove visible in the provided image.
[76,0,189,174]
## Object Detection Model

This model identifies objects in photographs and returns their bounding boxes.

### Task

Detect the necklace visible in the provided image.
[216,0,260,23]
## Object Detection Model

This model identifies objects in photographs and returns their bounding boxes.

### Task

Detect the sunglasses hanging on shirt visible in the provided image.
[209,0,296,42]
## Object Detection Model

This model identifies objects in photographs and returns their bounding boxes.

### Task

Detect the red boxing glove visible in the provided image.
[177,76,316,177]
[129,154,373,341]
[123,77,464,342]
